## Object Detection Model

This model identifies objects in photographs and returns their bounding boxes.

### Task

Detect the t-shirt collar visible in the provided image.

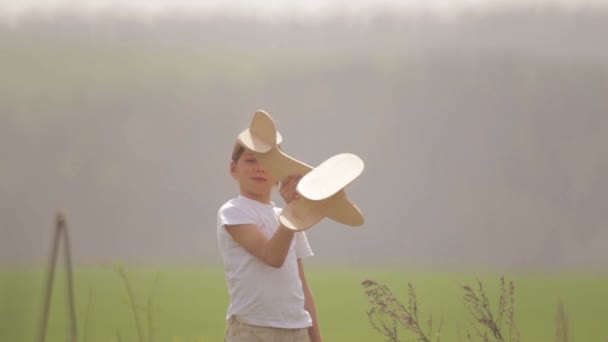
[238,195,275,208]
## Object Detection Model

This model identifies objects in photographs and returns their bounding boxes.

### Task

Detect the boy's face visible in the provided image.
[230,150,277,201]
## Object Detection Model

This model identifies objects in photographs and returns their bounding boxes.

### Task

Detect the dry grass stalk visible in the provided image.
[362,277,523,342]
[147,274,162,342]
[554,299,571,342]
[116,265,145,342]
[362,279,442,342]
[462,277,519,342]
[37,212,78,342]
[83,288,95,342]
[114,265,162,342]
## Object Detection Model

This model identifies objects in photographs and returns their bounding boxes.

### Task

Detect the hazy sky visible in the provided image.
[0,0,606,16]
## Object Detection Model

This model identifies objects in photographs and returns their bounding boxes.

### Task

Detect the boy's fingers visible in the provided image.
[286,175,296,188]
[280,174,303,203]
[289,175,300,185]
[281,175,293,187]
[281,176,294,189]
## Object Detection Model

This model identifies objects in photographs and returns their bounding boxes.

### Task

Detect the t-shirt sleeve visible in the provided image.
[219,204,256,227]
[295,231,314,259]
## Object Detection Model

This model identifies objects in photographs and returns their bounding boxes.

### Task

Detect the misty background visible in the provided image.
[1,2,607,271]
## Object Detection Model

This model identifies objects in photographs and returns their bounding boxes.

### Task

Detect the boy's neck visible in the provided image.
[240,191,272,205]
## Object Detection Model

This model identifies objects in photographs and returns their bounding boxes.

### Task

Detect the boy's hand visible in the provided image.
[279,174,302,204]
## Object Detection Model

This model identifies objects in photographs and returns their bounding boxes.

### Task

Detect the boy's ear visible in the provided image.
[229,161,237,177]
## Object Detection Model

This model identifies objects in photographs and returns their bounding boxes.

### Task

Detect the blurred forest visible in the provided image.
[1,7,607,269]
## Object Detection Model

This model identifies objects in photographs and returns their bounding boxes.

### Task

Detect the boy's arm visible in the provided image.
[225,223,294,268]
[298,258,323,342]
[225,174,301,268]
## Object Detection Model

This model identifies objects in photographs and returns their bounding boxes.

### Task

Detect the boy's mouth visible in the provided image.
[251,177,267,182]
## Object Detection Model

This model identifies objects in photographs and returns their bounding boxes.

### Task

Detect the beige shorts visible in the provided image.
[225,316,311,342]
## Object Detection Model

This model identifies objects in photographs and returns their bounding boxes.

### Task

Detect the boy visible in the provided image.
[217,143,323,342]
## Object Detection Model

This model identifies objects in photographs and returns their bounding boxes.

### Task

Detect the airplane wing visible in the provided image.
[322,190,365,227]
[256,148,313,182]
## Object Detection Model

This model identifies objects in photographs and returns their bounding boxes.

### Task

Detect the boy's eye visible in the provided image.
[245,159,256,163]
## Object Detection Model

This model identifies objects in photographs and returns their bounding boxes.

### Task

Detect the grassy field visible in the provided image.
[1,265,607,341]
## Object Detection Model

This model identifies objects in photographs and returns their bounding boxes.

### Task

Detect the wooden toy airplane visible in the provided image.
[237,110,365,231]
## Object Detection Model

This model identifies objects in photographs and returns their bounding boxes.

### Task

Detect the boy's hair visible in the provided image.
[231,143,245,161]
[231,142,283,162]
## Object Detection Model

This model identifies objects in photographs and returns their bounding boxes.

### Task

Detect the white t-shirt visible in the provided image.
[217,195,314,328]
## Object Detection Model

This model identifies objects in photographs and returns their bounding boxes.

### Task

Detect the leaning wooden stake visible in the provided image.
[37,212,78,342]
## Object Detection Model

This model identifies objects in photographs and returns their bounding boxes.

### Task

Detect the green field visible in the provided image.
[1,265,607,341]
